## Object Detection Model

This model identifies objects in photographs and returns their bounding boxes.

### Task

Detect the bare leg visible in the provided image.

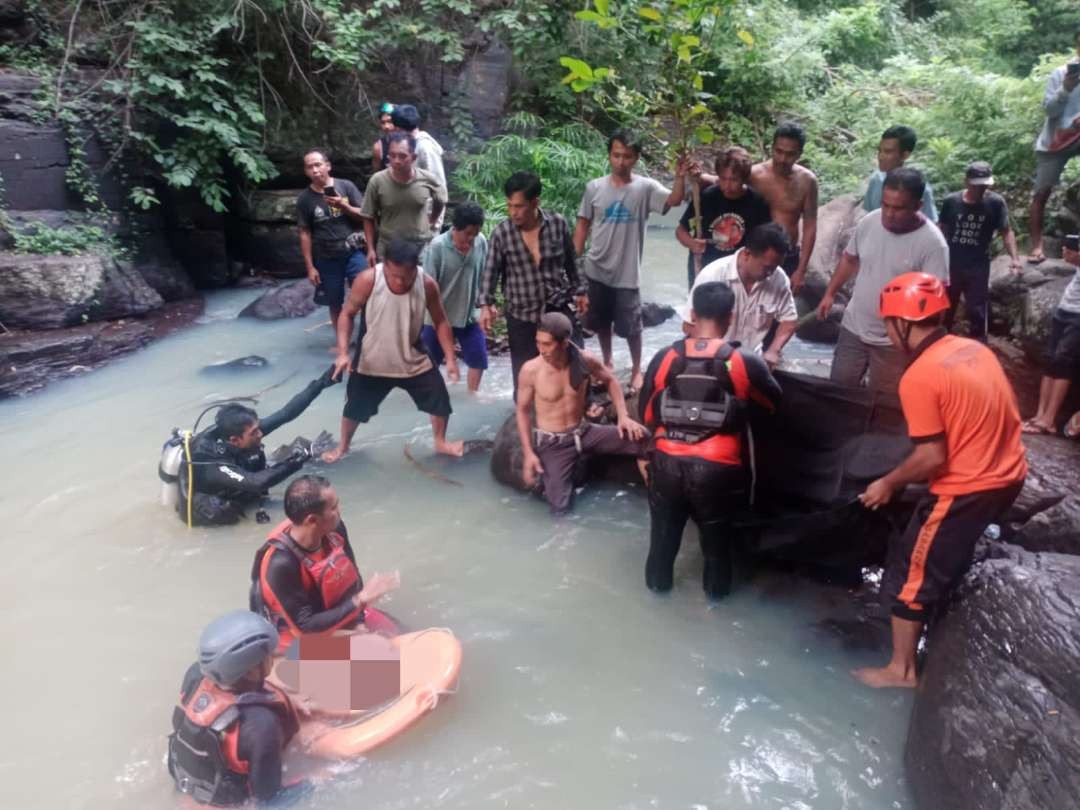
[467,367,483,393]
[852,615,921,688]
[628,332,644,391]
[1028,188,1052,261]
[321,416,360,463]
[1031,377,1071,430]
[430,415,464,457]
[596,326,614,368]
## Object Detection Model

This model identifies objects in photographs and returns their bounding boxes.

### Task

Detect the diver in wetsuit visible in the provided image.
[171,367,338,526]
[168,610,313,807]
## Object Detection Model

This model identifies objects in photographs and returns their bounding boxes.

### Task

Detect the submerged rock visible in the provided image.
[200,355,269,374]
[906,545,1080,810]
[238,280,317,320]
[641,301,675,328]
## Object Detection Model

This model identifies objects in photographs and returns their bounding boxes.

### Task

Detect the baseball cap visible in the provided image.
[965,161,994,186]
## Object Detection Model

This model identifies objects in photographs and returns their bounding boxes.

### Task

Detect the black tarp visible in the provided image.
[744,370,918,570]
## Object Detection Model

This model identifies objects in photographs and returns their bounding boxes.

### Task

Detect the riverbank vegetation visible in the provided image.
[4,0,1078,225]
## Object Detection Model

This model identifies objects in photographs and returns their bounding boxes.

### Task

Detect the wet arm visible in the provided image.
[741,353,783,412]
[259,368,336,436]
[766,318,797,357]
[638,350,666,427]
[823,251,859,299]
[335,271,375,364]
[237,708,286,803]
[515,368,537,455]
[879,439,946,491]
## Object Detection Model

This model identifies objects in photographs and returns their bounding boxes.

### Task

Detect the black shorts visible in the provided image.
[881,482,1022,621]
[343,365,452,423]
[1045,309,1080,380]
[585,278,642,338]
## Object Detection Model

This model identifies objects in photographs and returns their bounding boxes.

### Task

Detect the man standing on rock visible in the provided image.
[360,132,447,263]
[680,223,797,368]
[479,172,588,399]
[750,122,818,294]
[817,168,949,394]
[938,161,1022,341]
[323,238,463,461]
[516,312,647,514]
[573,129,688,392]
[296,149,367,332]
[1023,243,1080,434]
[1027,32,1080,265]
[857,272,1027,688]
[861,125,937,223]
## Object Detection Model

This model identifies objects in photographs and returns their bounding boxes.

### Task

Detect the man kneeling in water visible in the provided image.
[168,611,313,806]
[516,312,648,514]
[171,367,337,526]
[251,475,399,653]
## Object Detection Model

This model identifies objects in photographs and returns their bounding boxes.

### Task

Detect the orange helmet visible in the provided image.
[879,272,949,321]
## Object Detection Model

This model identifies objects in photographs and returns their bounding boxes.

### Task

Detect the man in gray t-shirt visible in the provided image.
[817,168,949,394]
[573,130,687,390]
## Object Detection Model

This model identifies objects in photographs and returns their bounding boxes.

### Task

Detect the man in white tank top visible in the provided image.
[322,239,464,460]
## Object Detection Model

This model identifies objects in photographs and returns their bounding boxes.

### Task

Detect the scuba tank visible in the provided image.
[159,430,185,508]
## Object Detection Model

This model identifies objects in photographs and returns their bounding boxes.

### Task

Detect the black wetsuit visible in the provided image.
[251,523,364,634]
[177,369,335,526]
[176,664,311,807]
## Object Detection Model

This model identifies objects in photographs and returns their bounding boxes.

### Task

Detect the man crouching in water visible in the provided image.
[168,611,314,806]
[175,367,338,526]
[251,475,400,653]
[516,312,648,514]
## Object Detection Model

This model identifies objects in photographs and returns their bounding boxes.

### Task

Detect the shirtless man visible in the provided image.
[516,312,647,514]
[750,122,819,294]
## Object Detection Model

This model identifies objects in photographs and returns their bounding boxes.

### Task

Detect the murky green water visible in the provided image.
[0,215,911,809]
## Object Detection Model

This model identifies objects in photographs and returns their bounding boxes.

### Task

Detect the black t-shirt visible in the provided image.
[296,179,364,259]
[678,186,772,266]
[939,190,1009,267]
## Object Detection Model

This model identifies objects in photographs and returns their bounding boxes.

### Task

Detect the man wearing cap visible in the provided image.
[515,312,648,514]
[938,161,1022,341]
[1027,30,1080,265]
[856,272,1027,689]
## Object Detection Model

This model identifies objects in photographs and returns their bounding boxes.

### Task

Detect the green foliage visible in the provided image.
[11,222,115,256]
[453,113,608,229]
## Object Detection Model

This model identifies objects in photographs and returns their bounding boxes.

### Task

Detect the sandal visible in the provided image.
[1022,419,1054,435]
[1026,252,1047,265]
[1064,411,1080,439]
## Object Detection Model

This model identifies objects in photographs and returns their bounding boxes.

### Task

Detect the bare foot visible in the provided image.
[852,665,917,689]
[1021,419,1054,435]
[434,439,465,457]
[629,371,644,393]
[320,445,348,463]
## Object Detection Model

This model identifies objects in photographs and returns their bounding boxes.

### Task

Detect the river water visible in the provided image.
[0,214,912,809]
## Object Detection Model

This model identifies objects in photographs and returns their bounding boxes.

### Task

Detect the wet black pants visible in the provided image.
[646,452,748,599]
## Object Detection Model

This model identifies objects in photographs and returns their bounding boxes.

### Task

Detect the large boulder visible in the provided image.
[988,256,1074,361]
[905,545,1080,810]
[800,193,866,304]
[238,279,317,320]
[230,189,307,279]
[160,186,232,288]
[1004,434,1080,556]
[0,252,163,329]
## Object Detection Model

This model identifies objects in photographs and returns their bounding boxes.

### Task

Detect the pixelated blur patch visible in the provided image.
[274,632,401,712]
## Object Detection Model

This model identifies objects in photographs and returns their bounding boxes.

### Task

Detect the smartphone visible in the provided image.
[323,185,339,197]
[1065,234,1080,252]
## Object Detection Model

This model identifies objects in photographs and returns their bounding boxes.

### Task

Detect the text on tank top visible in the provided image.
[357,264,434,378]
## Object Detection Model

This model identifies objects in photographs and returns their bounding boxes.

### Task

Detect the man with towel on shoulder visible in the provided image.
[515,313,648,514]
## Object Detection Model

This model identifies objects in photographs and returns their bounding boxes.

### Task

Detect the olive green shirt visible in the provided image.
[360,168,448,253]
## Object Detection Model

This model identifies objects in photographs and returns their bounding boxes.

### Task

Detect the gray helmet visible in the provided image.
[198,611,279,687]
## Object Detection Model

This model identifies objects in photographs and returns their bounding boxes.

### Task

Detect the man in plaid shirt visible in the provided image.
[479,172,589,398]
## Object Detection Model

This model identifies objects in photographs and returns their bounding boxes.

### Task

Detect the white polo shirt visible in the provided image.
[682,249,798,352]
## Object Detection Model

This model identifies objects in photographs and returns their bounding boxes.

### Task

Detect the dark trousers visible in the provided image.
[946,261,990,342]
[646,452,749,599]
[507,310,583,400]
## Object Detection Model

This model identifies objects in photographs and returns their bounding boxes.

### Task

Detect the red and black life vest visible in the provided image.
[645,339,753,465]
[251,520,363,653]
[167,677,298,806]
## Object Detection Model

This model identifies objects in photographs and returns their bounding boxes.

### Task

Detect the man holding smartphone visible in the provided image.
[296,150,366,334]
[1027,31,1080,265]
